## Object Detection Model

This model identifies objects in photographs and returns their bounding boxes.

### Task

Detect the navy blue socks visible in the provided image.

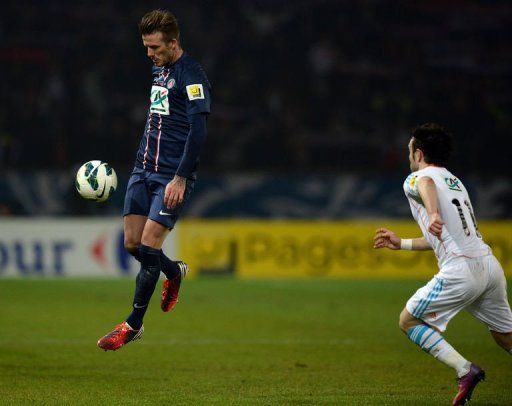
[126,245,161,330]
[126,245,179,280]
[159,251,180,279]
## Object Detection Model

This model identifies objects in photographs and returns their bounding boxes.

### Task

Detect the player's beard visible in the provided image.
[160,47,175,66]
[155,55,167,66]
[152,49,171,66]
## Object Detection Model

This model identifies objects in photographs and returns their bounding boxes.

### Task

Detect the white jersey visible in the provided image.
[403,166,491,268]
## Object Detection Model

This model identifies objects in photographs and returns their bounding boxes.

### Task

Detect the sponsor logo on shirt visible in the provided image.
[150,85,170,115]
[444,177,462,192]
[167,78,176,89]
[186,84,205,100]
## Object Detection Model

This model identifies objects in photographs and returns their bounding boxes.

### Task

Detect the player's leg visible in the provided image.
[124,213,182,280]
[124,214,147,259]
[150,175,195,312]
[117,170,177,275]
[161,253,185,277]
[399,306,472,378]
[466,255,512,354]
[98,170,150,350]
[402,270,486,405]
[125,219,169,330]
[121,169,150,258]
[97,218,168,351]
[125,173,195,328]
[490,331,512,353]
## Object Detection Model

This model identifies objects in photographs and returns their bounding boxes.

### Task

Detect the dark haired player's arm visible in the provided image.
[373,228,432,250]
[410,237,432,250]
[417,176,444,238]
[175,113,208,178]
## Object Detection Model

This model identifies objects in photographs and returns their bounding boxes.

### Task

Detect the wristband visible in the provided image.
[400,239,413,250]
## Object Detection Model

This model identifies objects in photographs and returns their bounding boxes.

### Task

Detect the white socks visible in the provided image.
[408,324,471,378]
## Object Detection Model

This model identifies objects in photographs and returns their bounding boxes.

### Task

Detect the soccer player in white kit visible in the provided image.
[374,123,512,406]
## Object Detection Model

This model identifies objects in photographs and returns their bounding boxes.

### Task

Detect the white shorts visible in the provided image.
[406,255,512,333]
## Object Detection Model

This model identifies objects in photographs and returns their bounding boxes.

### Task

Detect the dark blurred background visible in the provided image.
[0,0,511,217]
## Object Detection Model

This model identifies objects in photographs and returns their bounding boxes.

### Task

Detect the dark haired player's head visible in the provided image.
[408,123,453,172]
[139,10,182,66]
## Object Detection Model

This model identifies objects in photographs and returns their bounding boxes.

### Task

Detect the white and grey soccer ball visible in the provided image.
[75,160,117,202]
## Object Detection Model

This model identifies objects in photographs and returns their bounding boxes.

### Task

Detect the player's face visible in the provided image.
[142,32,177,66]
[408,138,420,172]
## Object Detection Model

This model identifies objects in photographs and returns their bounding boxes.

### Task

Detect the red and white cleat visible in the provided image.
[161,261,188,312]
[97,322,144,351]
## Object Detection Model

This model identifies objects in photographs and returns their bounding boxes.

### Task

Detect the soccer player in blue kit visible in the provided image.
[98,9,211,350]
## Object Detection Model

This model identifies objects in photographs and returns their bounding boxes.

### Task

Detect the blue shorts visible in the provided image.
[123,168,195,229]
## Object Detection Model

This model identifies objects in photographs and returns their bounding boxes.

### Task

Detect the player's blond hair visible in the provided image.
[139,9,180,44]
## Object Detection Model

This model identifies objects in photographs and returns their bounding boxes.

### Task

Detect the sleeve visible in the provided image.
[405,170,437,204]
[404,172,423,203]
[176,113,208,178]
[182,65,212,115]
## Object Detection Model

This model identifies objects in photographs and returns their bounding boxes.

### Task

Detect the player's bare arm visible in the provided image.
[373,228,431,250]
[417,176,444,238]
[164,175,186,209]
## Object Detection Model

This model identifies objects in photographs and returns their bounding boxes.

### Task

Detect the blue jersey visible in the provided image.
[135,52,211,177]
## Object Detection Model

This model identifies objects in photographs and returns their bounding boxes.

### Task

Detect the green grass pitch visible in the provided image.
[0,278,511,405]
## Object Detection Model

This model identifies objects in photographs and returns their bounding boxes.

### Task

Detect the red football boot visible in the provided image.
[161,261,188,312]
[97,322,144,351]
[452,364,485,406]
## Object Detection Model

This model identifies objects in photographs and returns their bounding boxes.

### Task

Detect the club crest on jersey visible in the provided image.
[186,84,205,100]
[167,78,176,89]
[444,177,462,192]
[150,85,170,115]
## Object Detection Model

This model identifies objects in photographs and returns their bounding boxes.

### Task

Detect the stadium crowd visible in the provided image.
[1,0,511,175]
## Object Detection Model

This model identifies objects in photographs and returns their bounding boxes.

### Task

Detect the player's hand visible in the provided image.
[428,212,444,238]
[373,228,401,250]
[164,175,186,209]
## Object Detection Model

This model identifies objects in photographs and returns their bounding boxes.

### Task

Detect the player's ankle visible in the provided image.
[457,361,471,378]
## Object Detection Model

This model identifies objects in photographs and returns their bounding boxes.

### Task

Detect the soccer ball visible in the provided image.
[75,160,117,202]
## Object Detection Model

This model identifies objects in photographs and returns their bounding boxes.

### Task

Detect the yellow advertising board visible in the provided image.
[177,220,512,279]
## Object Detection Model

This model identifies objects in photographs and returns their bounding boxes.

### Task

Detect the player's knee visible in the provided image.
[124,240,140,258]
[399,309,420,333]
[398,317,409,333]
[398,311,409,333]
